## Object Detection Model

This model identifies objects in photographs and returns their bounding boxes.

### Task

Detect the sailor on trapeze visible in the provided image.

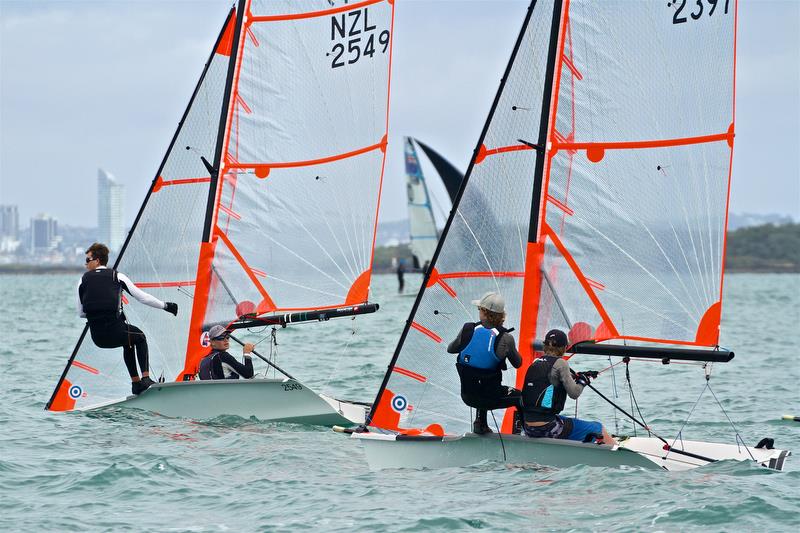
[76,243,178,395]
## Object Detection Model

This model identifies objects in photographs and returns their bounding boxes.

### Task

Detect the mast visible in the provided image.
[367,0,542,426]
[509,0,566,406]
[181,0,248,380]
[46,7,238,410]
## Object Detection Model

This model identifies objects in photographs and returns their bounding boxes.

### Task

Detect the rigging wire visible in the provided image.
[490,410,507,462]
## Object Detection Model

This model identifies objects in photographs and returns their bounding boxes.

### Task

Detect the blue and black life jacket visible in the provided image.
[457,324,503,370]
[522,356,567,422]
[79,268,122,320]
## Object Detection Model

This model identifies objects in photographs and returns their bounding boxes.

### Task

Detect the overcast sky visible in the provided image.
[1,0,798,229]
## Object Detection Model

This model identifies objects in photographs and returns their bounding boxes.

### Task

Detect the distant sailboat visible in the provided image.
[46,0,395,425]
[353,0,790,471]
[404,137,464,273]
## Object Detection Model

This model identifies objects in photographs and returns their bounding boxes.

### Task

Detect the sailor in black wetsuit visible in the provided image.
[77,243,178,395]
[521,329,617,445]
[447,292,522,434]
[198,325,256,380]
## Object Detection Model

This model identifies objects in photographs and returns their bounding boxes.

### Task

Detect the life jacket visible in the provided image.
[457,324,503,370]
[522,356,567,421]
[79,268,121,320]
[198,351,240,380]
[455,323,508,406]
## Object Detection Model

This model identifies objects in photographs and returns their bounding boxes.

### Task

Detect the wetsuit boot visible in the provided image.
[472,410,492,434]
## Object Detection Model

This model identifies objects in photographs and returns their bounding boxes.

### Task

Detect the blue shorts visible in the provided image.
[559,416,603,442]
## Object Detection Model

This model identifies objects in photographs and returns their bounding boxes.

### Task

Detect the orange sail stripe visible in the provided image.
[439,271,525,279]
[585,277,605,291]
[410,321,442,343]
[215,226,277,312]
[554,131,733,155]
[561,53,583,80]
[152,176,211,193]
[475,143,534,164]
[72,360,99,375]
[182,241,218,379]
[228,140,386,174]
[392,366,427,383]
[249,0,386,23]
[217,203,241,221]
[543,223,619,337]
[546,194,574,216]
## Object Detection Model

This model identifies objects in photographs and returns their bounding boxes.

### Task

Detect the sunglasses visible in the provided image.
[211,335,230,341]
[85,257,97,264]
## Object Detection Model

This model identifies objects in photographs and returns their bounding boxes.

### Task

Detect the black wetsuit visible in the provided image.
[198,350,254,380]
[447,322,523,430]
[78,267,163,378]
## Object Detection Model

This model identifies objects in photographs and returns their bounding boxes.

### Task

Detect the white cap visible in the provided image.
[471,291,505,313]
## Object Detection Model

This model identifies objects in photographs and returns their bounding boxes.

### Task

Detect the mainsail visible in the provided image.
[47,0,394,411]
[368,0,737,436]
[404,137,439,269]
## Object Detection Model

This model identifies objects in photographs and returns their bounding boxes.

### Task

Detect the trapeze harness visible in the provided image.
[522,356,574,438]
[456,323,507,403]
[79,268,122,320]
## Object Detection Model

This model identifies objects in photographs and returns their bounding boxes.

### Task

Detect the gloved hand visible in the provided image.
[575,371,597,386]
[164,302,178,316]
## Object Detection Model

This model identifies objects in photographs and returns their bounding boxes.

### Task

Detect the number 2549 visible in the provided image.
[331,30,390,69]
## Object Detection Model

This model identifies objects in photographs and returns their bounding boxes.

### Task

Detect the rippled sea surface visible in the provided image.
[1,273,799,532]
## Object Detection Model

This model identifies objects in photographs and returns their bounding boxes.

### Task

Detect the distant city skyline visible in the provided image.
[1,1,798,229]
[97,169,125,252]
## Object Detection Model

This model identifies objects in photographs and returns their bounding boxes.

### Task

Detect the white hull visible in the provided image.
[352,432,790,472]
[83,379,368,426]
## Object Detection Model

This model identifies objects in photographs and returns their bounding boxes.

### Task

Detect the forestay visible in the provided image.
[368,0,737,437]
[48,0,394,411]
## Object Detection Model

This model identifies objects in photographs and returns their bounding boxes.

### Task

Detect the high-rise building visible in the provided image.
[30,213,59,252]
[0,205,19,239]
[98,169,125,252]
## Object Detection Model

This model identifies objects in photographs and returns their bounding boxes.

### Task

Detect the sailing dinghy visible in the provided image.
[352,0,791,471]
[404,137,463,272]
[46,0,395,426]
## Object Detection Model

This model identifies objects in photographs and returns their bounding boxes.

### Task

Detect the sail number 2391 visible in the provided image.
[329,8,390,69]
[670,0,730,24]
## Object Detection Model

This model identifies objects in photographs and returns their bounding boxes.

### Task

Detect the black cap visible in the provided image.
[544,329,569,348]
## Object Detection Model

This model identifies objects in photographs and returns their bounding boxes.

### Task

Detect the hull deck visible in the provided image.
[352,432,791,472]
[82,379,368,426]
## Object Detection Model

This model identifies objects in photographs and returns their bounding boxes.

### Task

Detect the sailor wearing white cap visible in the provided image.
[447,292,523,434]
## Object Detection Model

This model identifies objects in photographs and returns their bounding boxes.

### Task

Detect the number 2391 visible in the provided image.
[672,0,730,25]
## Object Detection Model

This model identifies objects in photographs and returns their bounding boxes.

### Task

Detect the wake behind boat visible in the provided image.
[46,0,395,426]
[350,0,791,471]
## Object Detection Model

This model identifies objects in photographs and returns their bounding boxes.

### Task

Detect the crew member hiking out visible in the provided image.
[521,329,617,445]
[198,325,255,380]
[447,291,522,434]
[77,243,178,395]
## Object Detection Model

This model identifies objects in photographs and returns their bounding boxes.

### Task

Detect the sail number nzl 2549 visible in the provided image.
[328,7,389,69]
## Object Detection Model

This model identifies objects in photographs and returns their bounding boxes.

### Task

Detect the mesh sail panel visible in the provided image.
[203,0,393,324]
[48,14,234,410]
[539,1,736,346]
[370,2,555,435]
[406,138,438,268]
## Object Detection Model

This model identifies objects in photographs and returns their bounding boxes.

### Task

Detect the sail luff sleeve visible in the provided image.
[367,0,542,429]
[181,0,249,380]
[46,7,238,411]
[503,0,566,432]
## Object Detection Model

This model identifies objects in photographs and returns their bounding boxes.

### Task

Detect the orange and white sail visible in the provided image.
[368,0,737,436]
[48,0,394,411]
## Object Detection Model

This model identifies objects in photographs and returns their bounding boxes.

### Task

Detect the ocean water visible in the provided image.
[1,273,798,532]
